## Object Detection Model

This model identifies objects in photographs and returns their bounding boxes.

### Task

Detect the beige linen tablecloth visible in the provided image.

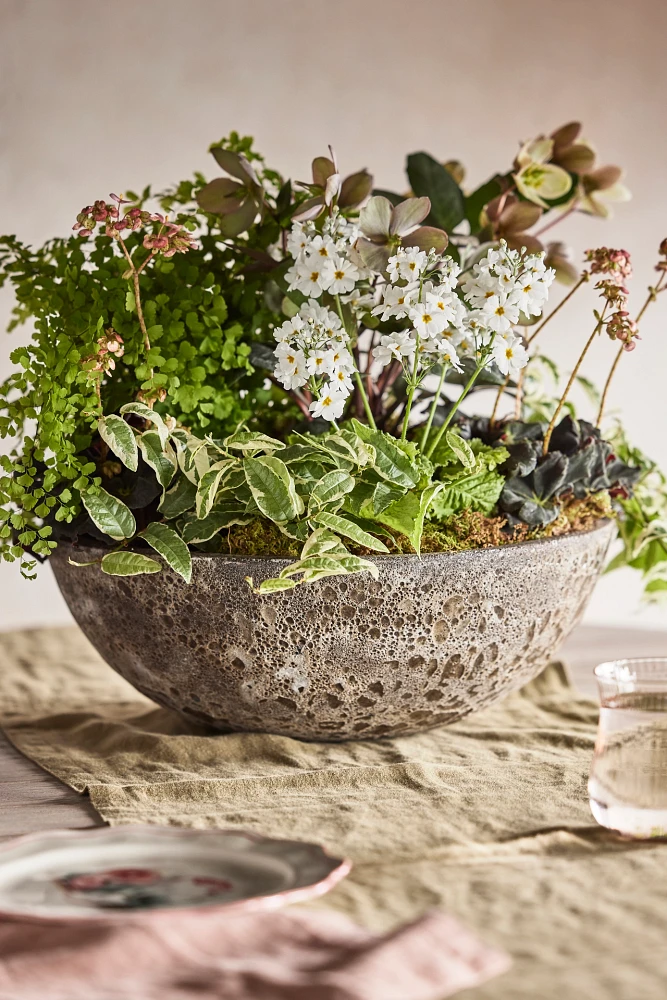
[1,627,667,999]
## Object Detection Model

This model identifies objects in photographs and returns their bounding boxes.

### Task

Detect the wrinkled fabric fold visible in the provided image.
[2,627,667,999]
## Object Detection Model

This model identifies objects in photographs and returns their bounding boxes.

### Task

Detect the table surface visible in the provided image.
[1,624,666,843]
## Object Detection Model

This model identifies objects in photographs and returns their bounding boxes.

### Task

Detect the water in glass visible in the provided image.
[589,658,667,837]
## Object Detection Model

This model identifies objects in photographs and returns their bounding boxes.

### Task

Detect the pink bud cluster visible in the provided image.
[73,195,197,257]
[84,329,125,378]
[585,247,638,352]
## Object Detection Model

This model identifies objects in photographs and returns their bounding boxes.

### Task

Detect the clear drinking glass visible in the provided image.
[589,658,667,837]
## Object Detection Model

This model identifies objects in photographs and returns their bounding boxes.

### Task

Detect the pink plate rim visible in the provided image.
[0,824,352,924]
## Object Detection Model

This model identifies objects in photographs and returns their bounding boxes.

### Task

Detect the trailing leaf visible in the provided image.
[351,420,419,488]
[307,470,355,512]
[120,402,169,449]
[139,431,177,489]
[141,522,192,583]
[101,551,161,576]
[244,455,304,523]
[311,510,389,552]
[159,476,197,519]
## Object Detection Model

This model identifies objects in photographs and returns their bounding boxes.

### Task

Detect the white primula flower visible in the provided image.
[434,341,463,371]
[308,234,337,261]
[286,222,313,259]
[275,347,309,390]
[300,300,340,329]
[436,257,462,292]
[321,257,360,295]
[425,290,458,325]
[372,331,416,367]
[329,346,355,374]
[511,272,549,316]
[274,345,305,373]
[372,283,418,321]
[274,319,297,344]
[481,295,520,334]
[387,247,428,283]
[293,255,327,298]
[492,333,529,377]
[451,330,476,358]
[410,301,448,337]
[309,386,348,421]
[331,367,354,393]
[306,348,336,377]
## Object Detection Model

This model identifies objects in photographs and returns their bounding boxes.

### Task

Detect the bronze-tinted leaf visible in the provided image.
[389,197,431,236]
[339,169,373,209]
[312,156,336,187]
[550,121,582,153]
[355,238,392,272]
[584,165,623,191]
[443,160,465,185]
[196,177,246,215]
[292,195,325,222]
[218,197,258,237]
[401,226,448,253]
[359,196,393,240]
[500,201,542,233]
[238,154,261,188]
[557,144,596,174]
[211,147,249,181]
[504,233,544,254]
[545,242,580,285]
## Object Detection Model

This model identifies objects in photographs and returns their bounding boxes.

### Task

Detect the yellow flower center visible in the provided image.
[334,270,345,280]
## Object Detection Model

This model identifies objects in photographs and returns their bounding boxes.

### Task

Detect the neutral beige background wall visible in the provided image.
[1,0,665,629]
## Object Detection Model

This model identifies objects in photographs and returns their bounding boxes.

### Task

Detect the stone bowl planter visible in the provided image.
[51,521,614,741]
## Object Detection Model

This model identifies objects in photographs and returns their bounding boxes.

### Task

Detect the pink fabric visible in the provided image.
[0,907,510,1000]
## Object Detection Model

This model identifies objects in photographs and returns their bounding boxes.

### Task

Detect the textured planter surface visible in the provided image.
[52,522,613,741]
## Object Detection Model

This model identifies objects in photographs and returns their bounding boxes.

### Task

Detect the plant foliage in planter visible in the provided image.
[0,126,665,600]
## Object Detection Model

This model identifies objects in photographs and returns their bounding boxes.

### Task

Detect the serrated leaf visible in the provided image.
[433,471,505,520]
[101,551,161,576]
[244,455,304,523]
[308,470,355,512]
[351,420,419,488]
[141,522,192,583]
[377,484,443,554]
[82,488,136,540]
[139,431,177,489]
[159,476,197,519]
[98,415,138,472]
[312,510,389,552]
[120,402,169,448]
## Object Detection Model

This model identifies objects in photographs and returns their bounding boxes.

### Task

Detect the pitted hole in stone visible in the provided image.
[369,681,384,695]
[340,605,356,620]
[426,690,443,701]
[398,598,415,615]
[230,656,246,669]
[350,589,366,605]
[433,620,449,643]
[408,655,425,669]
[327,694,342,708]
[443,595,464,616]
[368,597,383,609]
[441,654,464,679]
[322,585,336,602]
[276,697,297,711]
[169,686,180,697]
[494,605,505,619]
[478,617,487,634]
[381,616,391,628]
[260,605,277,627]
[473,652,485,669]
[426,658,439,677]
[357,696,375,707]
[525,622,536,643]
[368,627,381,639]
[487,642,499,663]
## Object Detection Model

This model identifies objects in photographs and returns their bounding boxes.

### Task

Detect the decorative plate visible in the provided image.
[0,825,351,922]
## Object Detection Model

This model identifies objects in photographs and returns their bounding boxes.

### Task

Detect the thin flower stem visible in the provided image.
[513,367,525,419]
[543,307,608,454]
[117,235,155,405]
[526,272,589,347]
[400,340,420,442]
[334,294,376,429]
[533,201,578,239]
[420,365,447,451]
[426,360,486,460]
[489,374,510,428]
[596,271,667,426]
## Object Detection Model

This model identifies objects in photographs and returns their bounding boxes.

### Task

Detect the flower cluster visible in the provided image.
[285,214,363,299]
[585,248,638,351]
[273,300,355,421]
[83,329,125,378]
[74,196,197,257]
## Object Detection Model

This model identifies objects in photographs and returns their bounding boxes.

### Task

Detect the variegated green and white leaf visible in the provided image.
[181,507,252,544]
[173,431,211,484]
[308,470,355,512]
[351,420,419,488]
[101,551,161,576]
[139,431,177,489]
[98,414,138,472]
[159,476,197,519]
[120,402,169,449]
[301,527,348,558]
[141,522,192,583]
[311,511,389,552]
[244,456,304,523]
[196,460,237,518]
[82,489,136,541]
[445,429,476,470]
[224,430,284,453]
[246,576,297,594]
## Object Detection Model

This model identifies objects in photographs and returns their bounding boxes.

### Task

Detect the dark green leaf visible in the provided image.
[406,153,465,233]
